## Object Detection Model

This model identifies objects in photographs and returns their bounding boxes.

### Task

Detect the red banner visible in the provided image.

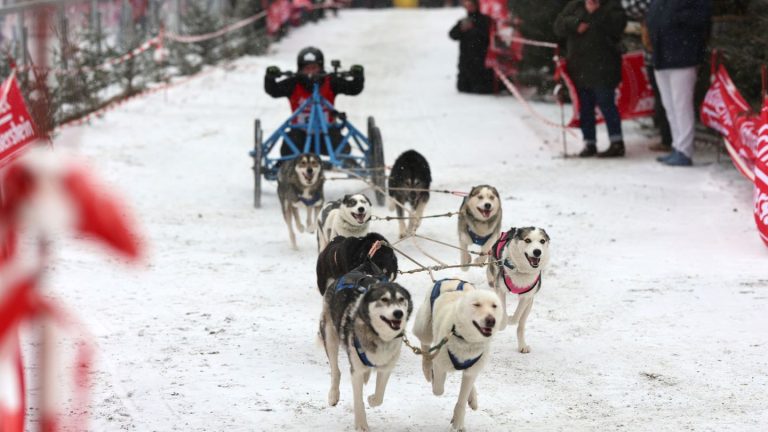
[0,72,38,170]
[755,97,768,246]
[267,0,292,35]
[700,64,758,180]
[558,51,655,127]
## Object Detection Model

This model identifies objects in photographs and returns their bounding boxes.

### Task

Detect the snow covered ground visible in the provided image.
[40,8,768,432]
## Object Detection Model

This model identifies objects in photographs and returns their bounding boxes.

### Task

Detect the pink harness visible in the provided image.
[492,229,542,295]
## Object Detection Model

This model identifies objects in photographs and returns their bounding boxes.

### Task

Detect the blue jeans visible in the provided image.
[577,87,623,145]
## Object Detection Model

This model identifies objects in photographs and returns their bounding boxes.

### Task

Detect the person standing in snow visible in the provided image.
[622,0,673,153]
[554,0,627,158]
[264,46,365,157]
[449,0,494,94]
[646,0,712,167]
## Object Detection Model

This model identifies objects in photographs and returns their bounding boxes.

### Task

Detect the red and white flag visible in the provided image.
[755,96,768,246]
[0,71,39,170]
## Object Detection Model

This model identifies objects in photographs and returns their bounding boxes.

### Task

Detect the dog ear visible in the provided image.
[490,186,500,198]
[539,228,550,243]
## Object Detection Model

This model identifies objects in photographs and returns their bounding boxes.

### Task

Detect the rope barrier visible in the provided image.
[493,66,579,139]
[165,11,268,43]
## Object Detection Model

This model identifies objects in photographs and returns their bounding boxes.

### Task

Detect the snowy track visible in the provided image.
[45,9,767,432]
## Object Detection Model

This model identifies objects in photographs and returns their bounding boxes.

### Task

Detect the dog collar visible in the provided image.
[466,226,492,246]
[448,349,482,370]
[429,279,467,310]
[353,336,376,368]
[503,272,542,295]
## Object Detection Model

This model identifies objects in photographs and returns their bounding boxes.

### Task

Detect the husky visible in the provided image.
[486,227,550,353]
[316,194,372,252]
[316,232,398,295]
[319,268,413,432]
[387,150,431,239]
[412,279,502,432]
[457,185,502,270]
[276,153,325,249]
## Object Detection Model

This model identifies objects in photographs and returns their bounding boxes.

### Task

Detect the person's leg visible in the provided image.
[457,70,471,93]
[577,87,597,157]
[667,66,698,159]
[653,69,679,162]
[594,87,624,157]
[647,65,672,150]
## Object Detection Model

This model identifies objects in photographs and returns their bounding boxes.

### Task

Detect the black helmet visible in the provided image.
[297,46,324,70]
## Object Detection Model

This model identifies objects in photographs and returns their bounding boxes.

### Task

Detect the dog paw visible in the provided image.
[355,422,370,432]
[328,389,339,406]
[519,345,531,354]
[450,418,466,432]
[306,225,315,234]
[468,395,478,410]
[367,394,383,407]
[296,223,305,233]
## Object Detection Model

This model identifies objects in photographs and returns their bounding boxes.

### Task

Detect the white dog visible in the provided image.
[457,185,502,270]
[486,227,550,353]
[412,279,503,432]
[316,194,372,251]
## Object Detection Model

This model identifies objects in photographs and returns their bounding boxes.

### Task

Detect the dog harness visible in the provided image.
[430,279,467,310]
[297,189,322,206]
[448,349,482,370]
[466,226,492,246]
[491,229,543,295]
[354,336,377,367]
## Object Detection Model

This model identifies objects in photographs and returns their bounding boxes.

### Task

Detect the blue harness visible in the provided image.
[448,349,483,370]
[430,279,467,310]
[298,190,322,206]
[466,226,492,246]
[354,336,377,367]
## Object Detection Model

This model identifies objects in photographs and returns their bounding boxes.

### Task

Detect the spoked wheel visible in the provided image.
[367,116,386,206]
[252,119,263,208]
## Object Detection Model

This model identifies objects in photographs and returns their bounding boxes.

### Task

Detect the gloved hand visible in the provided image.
[350,64,364,77]
[266,66,281,77]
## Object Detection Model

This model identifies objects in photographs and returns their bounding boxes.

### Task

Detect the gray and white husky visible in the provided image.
[412,279,502,432]
[486,227,550,353]
[316,193,372,251]
[319,268,413,431]
[276,153,325,249]
[457,185,502,270]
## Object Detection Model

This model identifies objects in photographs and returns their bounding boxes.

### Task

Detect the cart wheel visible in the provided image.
[368,121,386,206]
[253,119,263,208]
[367,116,376,137]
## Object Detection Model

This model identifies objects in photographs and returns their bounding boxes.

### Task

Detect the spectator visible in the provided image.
[622,0,672,152]
[264,46,364,158]
[646,0,712,166]
[449,0,494,94]
[554,0,628,157]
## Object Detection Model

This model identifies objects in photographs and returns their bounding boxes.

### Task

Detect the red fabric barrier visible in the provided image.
[755,97,768,246]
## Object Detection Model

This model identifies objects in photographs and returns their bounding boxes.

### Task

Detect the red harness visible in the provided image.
[491,230,542,295]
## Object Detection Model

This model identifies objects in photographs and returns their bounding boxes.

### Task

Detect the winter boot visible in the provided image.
[661,151,692,167]
[578,143,597,158]
[597,140,625,158]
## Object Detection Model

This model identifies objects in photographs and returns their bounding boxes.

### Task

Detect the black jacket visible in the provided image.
[554,0,627,89]
[449,12,492,70]
[264,71,364,98]
[646,0,712,69]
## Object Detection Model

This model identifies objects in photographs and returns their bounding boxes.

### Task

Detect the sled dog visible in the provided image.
[317,194,372,251]
[276,153,325,249]
[388,150,431,238]
[457,185,502,270]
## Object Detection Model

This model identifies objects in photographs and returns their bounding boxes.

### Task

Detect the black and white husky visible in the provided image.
[412,279,502,432]
[316,194,372,251]
[387,150,431,239]
[319,268,413,432]
[486,227,550,353]
[276,153,325,249]
[457,185,502,270]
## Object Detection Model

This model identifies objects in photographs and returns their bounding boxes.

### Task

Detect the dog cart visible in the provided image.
[250,61,386,208]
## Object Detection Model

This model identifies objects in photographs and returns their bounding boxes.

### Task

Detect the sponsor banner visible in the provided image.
[0,73,39,169]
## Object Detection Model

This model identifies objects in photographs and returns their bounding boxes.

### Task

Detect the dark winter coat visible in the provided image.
[553,0,627,89]
[449,11,492,71]
[645,0,712,69]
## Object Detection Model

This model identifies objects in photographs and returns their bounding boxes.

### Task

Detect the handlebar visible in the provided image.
[271,69,356,79]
